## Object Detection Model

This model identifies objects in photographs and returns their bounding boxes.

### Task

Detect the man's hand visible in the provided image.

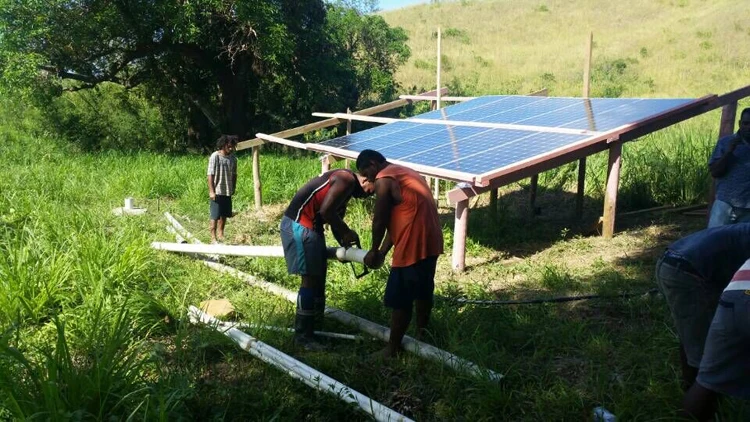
[209,192,216,201]
[339,228,360,248]
[364,250,384,269]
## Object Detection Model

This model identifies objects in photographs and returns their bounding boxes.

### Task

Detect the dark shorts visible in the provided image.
[280,216,327,277]
[696,290,750,399]
[210,195,232,220]
[655,252,722,367]
[384,256,438,310]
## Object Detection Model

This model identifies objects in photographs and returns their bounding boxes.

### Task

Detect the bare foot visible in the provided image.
[369,346,402,361]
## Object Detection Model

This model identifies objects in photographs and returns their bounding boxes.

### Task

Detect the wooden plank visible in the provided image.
[399,95,476,102]
[237,88,448,151]
[452,199,469,271]
[716,84,750,107]
[602,142,623,238]
[312,112,600,136]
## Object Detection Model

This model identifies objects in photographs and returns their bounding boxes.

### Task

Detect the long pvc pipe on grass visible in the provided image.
[151,242,286,257]
[224,322,364,341]
[166,214,503,382]
[202,259,503,382]
[188,306,411,422]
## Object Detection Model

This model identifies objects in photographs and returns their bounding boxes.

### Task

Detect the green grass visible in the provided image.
[382,0,750,98]
[1,123,748,420]
[1,0,750,416]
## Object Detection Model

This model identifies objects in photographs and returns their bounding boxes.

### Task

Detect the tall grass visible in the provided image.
[383,0,750,98]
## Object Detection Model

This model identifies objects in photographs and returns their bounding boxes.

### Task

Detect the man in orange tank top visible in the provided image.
[357,149,444,359]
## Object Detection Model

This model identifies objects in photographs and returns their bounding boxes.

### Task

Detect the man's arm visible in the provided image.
[319,172,357,246]
[370,177,396,253]
[709,136,740,178]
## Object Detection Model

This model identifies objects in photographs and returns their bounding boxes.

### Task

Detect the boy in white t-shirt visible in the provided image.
[207,135,238,243]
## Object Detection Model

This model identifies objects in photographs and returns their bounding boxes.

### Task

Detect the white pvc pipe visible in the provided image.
[151,242,285,257]
[188,306,411,422]
[203,259,503,382]
[164,212,201,244]
[165,225,187,244]
[327,247,368,264]
[153,241,368,264]
[225,322,364,341]
[167,215,503,381]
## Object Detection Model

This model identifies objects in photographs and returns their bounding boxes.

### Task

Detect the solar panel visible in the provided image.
[315,95,697,182]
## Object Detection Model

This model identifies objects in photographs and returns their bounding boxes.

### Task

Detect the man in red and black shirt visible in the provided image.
[280,169,373,350]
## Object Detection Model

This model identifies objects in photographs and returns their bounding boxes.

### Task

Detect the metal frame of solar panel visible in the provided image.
[311,95,706,186]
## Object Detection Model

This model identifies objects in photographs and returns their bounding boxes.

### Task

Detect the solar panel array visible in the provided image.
[316,95,694,176]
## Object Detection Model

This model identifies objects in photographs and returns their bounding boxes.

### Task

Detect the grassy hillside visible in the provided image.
[382,0,750,97]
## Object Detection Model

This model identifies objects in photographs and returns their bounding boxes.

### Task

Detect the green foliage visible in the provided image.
[0,305,181,420]
[0,0,410,151]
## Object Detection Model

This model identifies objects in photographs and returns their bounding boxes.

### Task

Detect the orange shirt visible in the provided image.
[376,164,444,267]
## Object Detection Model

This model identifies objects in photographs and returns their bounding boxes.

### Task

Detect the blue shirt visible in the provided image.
[668,223,750,285]
[709,133,750,208]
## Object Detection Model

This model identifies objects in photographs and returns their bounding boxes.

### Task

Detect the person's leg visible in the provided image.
[386,307,412,357]
[413,256,437,341]
[732,206,750,224]
[681,378,718,421]
[679,345,699,391]
[381,266,414,358]
[209,219,217,242]
[209,198,220,242]
[414,299,432,341]
[217,217,226,242]
[295,274,320,339]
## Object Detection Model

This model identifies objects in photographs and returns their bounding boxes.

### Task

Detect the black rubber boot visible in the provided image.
[294,312,325,351]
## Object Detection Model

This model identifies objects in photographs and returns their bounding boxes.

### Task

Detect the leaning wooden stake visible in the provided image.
[189,307,411,422]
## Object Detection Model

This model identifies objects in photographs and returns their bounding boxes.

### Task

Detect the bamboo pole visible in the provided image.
[345,107,352,170]
[189,307,411,422]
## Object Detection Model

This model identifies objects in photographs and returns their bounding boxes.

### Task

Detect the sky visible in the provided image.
[379,0,429,11]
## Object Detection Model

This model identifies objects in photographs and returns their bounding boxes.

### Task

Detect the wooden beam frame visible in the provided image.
[256,133,477,183]
[311,112,600,136]
[236,88,448,151]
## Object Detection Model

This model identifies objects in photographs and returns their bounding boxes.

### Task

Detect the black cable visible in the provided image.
[436,288,659,306]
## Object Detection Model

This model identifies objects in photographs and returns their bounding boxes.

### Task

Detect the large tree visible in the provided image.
[0,0,409,147]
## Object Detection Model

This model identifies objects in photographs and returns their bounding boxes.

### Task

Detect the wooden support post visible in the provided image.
[252,146,262,210]
[345,108,352,170]
[489,188,498,216]
[708,102,739,223]
[575,157,586,218]
[452,199,469,271]
[433,178,440,206]
[436,27,442,110]
[602,142,623,238]
[583,31,593,98]
[321,154,331,174]
[529,174,539,216]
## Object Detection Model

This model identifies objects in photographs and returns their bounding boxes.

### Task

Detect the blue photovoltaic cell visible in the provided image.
[316,95,696,177]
